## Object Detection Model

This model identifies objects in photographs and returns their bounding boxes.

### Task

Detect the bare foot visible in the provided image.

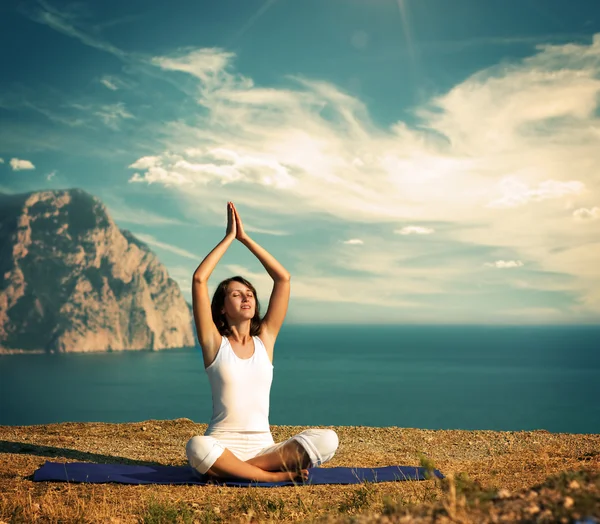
[270,469,309,483]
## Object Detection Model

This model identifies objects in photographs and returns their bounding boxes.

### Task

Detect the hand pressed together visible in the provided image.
[225,201,249,242]
[225,202,237,239]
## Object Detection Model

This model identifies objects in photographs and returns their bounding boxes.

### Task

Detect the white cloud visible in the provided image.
[573,206,600,220]
[20,4,599,317]
[94,102,134,130]
[343,239,364,245]
[130,148,298,188]
[150,48,241,96]
[108,206,188,226]
[12,12,590,321]
[487,178,585,208]
[484,260,524,269]
[133,233,198,260]
[10,158,35,171]
[0,158,4,163]
[100,76,118,90]
[46,170,57,180]
[244,225,289,236]
[120,35,600,319]
[395,226,435,235]
[223,264,423,309]
[128,156,163,170]
[129,167,192,187]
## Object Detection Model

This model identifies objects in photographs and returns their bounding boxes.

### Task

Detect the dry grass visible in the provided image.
[0,418,598,523]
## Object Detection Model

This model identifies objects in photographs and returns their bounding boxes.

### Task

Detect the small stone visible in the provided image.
[564,496,574,509]
[497,488,511,499]
[214,507,221,514]
[142,426,147,431]
[568,480,580,490]
[526,504,540,515]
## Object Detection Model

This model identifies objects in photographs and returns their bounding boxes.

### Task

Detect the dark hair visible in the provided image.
[211,276,262,337]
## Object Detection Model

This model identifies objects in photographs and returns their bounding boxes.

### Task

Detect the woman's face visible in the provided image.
[222,282,255,320]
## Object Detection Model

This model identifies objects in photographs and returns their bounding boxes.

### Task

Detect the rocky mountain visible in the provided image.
[0,189,195,354]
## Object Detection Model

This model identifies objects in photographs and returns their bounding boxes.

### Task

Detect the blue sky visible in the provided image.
[1,0,599,324]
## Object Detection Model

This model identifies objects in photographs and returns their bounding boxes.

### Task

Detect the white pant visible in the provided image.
[186,428,339,475]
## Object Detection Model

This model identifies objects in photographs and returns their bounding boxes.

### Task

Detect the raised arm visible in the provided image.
[231,203,290,340]
[192,202,236,357]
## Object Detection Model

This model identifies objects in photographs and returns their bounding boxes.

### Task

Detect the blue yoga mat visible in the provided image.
[33,461,444,487]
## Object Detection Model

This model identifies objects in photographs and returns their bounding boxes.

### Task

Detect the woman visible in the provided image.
[186,202,339,483]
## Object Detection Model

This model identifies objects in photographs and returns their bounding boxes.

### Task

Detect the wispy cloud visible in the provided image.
[92,12,148,32]
[362,33,596,62]
[573,207,600,221]
[166,265,196,300]
[108,203,189,227]
[244,225,289,236]
[227,0,279,47]
[124,35,600,316]
[20,0,129,61]
[92,102,134,130]
[0,91,87,128]
[0,86,133,131]
[15,5,600,320]
[223,264,423,309]
[133,233,198,260]
[487,178,585,208]
[100,76,119,91]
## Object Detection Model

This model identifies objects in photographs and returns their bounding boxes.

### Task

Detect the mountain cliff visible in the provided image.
[0,189,195,354]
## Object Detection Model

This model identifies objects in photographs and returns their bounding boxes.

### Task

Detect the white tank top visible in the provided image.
[205,335,274,433]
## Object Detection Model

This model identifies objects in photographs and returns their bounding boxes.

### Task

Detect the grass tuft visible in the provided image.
[143,497,195,524]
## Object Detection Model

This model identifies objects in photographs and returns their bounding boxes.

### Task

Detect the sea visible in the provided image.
[1,325,598,434]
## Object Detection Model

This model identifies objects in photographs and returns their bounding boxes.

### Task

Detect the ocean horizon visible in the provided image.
[1,324,598,434]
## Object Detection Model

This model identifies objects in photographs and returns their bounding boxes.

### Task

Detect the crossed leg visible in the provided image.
[246,440,311,471]
[205,441,310,482]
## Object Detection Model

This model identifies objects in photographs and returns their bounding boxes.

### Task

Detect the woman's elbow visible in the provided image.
[193,272,207,284]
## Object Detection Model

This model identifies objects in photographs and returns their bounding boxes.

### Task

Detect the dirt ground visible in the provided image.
[1,419,598,522]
